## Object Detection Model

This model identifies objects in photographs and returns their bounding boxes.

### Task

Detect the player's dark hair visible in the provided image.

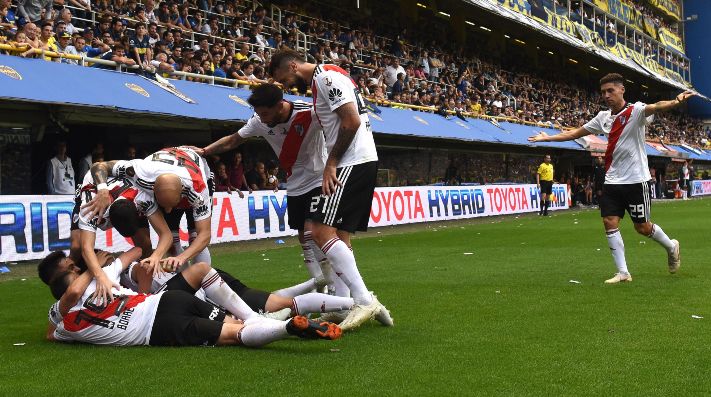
[599,73,624,86]
[248,83,284,108]
[268,48,303,76]
[49,271,73,300]
[38,251,66,285]
[109,199,140,237]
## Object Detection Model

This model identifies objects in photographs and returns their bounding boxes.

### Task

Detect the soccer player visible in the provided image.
[529,73,691,283]
[192,84,351,303]
[45,247,342,346]
[71,170,174,303]
[536,154,554,216]
[269,49,392,330]
[83,147,213,270]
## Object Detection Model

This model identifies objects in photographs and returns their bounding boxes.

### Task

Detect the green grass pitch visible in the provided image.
[1,199,710,396]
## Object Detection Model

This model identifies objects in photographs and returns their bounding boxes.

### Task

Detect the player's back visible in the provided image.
[311,64,378,167]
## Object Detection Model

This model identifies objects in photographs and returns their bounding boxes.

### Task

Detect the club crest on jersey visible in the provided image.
[295,124,304,136]
[324,76,332,86]
[618,115,627,125]
[328,88,342,102]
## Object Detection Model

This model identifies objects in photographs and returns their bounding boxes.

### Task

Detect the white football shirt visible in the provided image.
[112,147,212,221]
[237,101,326,195]
[583,102,652,184]
[311,64,378,167]
[76,171,153,233]
[48,258,163,346]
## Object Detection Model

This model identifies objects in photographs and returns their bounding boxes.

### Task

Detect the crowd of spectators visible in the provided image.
[0,0,708,147]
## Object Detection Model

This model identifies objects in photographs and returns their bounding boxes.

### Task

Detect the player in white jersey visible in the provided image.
[83,147,214,270]
[45,247,343,347]
[193,84,349,298]
[69,170,173,302]
[529,73,693,283]
[270,49,392,330]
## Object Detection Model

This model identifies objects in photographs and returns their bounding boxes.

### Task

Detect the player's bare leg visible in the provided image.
[603,216,632,284]
[634,221,680,273]
[265,292,354,317]
[219,316,341,346]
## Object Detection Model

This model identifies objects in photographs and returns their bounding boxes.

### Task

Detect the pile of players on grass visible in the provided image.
[39,54,395,348]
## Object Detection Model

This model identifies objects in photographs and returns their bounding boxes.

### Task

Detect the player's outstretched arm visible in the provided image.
[200,132,246,157]
[644,90,697,116]
[528,126,590,143]
[117,247,143,272]
[80,230,120,306]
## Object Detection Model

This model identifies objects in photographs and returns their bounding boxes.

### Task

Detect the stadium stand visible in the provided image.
[0,0,708,148]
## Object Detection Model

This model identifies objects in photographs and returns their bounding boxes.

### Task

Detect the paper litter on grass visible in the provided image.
[569,280,582,284]
[13,343,25,346]
[692,315,704,319]
[463,252,474,255]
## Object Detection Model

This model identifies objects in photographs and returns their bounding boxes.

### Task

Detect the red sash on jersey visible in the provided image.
[160,147,207,193]
[279,110,313,178]
[604,105,634,172]
[63,294,149,332]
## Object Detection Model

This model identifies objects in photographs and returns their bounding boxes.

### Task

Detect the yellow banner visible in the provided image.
[492,0,531,16]
[591,0,608,13]
[648,0,681,22]
[658,27,684,54]
[642,15,658,38]
[607,0,645,32]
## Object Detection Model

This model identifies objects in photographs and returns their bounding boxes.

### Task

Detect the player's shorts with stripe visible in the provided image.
[539,180,553,195]
[149,290,226,346]
[309,161,377,233]
[600,182,652,224]
[287,187,321,231]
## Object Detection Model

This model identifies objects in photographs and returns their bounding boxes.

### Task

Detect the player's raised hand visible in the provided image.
[676,90,697,103]
[528,131,549,143]
[322,165,342,196]
[81,189,111,221]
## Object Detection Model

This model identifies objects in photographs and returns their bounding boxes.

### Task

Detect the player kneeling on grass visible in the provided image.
[528,73,688,283]
[44,247,341,347]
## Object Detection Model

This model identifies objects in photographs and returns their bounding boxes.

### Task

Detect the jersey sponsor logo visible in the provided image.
[195,203,210,217]
[328,88,342,103]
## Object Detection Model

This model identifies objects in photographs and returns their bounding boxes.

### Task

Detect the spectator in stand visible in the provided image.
[214,162,235,193]
[55,31,72,62]
[109,17,125,41]
[384,57,405,88]
[125,145,137,160]
[391,73,405,98]
[56,9,77,35]
[16,0,52,24]
[234,42,249,62]
[129,22,151,68]
[46,141,75,194]
[229,152,249,197]
[245,161,266,191]
[249,24,269,50]
[144,0,157,23]
[265,161,279,192]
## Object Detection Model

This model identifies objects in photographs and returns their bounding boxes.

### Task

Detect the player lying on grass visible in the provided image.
[70,170,174,304]
[44,247,342,347]
[40,250,356,322]
[528,73,689,283]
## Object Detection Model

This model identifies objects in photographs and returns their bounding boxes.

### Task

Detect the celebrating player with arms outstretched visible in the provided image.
[529,73,694,283]
[269,49,392,330]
